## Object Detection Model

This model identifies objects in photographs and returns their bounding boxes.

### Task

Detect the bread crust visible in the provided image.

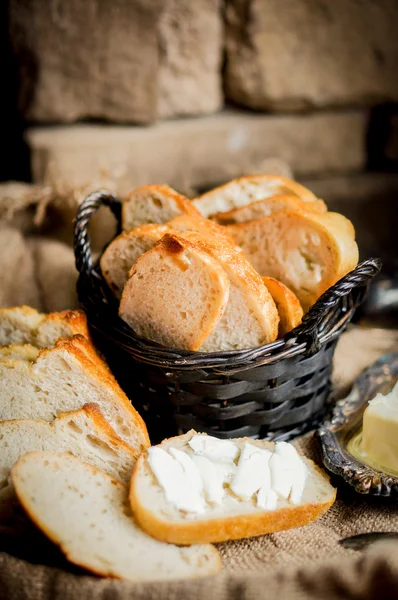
[129,432,336,545]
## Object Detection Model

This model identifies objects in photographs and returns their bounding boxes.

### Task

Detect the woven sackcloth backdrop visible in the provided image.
[0,326,397,600]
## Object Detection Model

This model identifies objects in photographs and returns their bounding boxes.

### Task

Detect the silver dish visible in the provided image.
[317,351,398,497]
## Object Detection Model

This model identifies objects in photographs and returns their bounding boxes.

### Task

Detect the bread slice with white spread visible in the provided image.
[0,334,150,453]
[129,430,336,545]
[262,277,303,337]
[193,175,319,218]
[0,404,136,518]
[228,209,359,311]
[0,306,89,348]
[119,234,230,351]
[122,184,200,231]
[212,194,327,225]
[12,452,221,582]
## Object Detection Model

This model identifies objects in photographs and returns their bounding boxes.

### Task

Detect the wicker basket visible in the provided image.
[73,190,381,442]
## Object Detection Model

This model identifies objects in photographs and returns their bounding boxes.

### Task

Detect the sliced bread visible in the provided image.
[168,214,237,246]
[122,184,200,231]
[0,334,150,453]
[0,404,136,517]
[181,232,279,350]
[119,234,230,351]
[129,430,337,545]
[228,209,359,311]
[262,277,303,337]
[11,452,221,581]
[0,306,89,348]
[193,175,319,218]
[213,194,327,225]
[100,224,170,299]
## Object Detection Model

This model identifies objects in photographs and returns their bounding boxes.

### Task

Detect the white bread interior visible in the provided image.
[0,334,150,453]
[0,306,89,348]
[228,209,359,311]
[193,175,319,218]
[0,404,136,518]
[213,194,327,225]
[11,452,221,582]
[130,431,336,545]
[122,184,200,231]
[119,234,230,351]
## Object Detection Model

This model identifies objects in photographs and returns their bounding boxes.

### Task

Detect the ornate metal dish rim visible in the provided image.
[317,351,398,497]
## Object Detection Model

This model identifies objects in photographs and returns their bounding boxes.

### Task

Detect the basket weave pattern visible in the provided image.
[74,190,381,441]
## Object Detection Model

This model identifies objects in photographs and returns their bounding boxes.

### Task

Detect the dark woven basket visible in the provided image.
[73,190,382,443]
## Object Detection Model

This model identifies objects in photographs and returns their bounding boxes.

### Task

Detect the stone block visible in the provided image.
[225,0,398,111]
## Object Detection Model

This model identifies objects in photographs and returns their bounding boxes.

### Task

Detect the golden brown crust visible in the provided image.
[129,447,336,545]
[262,277,303,337]
[45,309,91,341]
[213,194,327,225]
[168,214,236,245]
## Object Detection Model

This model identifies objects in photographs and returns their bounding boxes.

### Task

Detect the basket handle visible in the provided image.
[73,189,122,278]
[284,258,382,355]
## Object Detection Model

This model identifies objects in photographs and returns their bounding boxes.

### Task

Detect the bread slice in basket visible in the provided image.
[262,277,303,337]
[212,194,327,225]
[180,231,279,350]
[0,334,150,453]
[193,175,319,218]
[100,224,170,299]
[119,234,231,351]
[11,452,221,582]
[129,431,337,545]
[228,209,359,311]
[122,184,200,231]
[0,306,89,348]
[0,404,136,518]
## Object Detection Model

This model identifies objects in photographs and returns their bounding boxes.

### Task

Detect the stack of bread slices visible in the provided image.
[101,176,359,351]
[0,307,337,581]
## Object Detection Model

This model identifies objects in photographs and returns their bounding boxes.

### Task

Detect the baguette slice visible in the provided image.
[130,431,337,545]
[100,224,170,299]
[228,209,359,311]
[119,234,230,351]
[0,334,150,453]
[0,404,136,517]
[213,194,327,225]
[0,306,89,348]
[262,277,303,337]
[181,232,279,350]
[193,175,319,218]
[11,452,221,582]
[122,184,200,231]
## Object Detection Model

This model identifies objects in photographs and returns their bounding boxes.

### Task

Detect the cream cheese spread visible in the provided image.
[148,434,308,514]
